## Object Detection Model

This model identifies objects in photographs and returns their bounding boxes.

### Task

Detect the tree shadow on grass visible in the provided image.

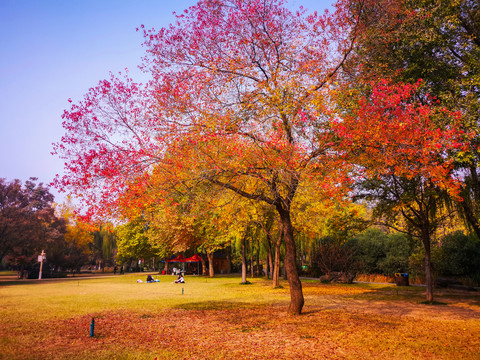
[174,300,262,311]
[0,278,78,287]
[359,285,479,305]
[308,283,480,320]
[0,279,45,287]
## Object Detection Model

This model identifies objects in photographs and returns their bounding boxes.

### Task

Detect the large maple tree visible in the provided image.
[344,0,480,238]
[141,0,364,315]
[333,80,468,301]
[55,0,362,314]
[336,0,477,299]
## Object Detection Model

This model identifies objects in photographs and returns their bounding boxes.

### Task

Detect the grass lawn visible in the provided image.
[0,274,478,359]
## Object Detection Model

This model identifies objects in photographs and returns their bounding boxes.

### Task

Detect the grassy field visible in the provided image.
[0,273,479,359]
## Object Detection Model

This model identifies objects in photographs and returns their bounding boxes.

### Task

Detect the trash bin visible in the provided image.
[395,273,409,286]
[161,270,166,275]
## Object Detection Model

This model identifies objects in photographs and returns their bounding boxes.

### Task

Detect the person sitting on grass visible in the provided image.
[173,273,185,284]
[146,275,155,283]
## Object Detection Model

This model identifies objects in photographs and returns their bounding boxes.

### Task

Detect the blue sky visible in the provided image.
[0,0,332,203]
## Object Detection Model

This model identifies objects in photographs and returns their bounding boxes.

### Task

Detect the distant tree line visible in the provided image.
[0,178,118,278]
[2,176,479,289]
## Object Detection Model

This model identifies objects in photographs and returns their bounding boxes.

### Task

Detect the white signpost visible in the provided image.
[38,250,46,280]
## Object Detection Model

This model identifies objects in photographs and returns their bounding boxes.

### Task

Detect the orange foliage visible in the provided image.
[333,80,469,199]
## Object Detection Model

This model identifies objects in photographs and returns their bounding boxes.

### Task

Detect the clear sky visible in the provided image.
[0,0,332,204]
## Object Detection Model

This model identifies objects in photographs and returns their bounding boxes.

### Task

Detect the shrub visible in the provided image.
[436,231,480,284]
[352,228,413,276]
[378,232,415,276]
[311,236,359,277]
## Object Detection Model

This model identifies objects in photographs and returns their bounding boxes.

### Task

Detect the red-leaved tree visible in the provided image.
[333,80,469,301]
[54,0,364,314]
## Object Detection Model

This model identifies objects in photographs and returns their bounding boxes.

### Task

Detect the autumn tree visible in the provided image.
[344,0,480,238]
[116,217,159,269]
[252,205,277,281]
[206,193,280,283]
[90,225,117,271]
[138,0,363,314]
[127,170,237,277]
[141,176,269,281]
[0,178,66,275]
[55,0,363,314]
[333,0,478,299]
[333,80,467,301]
[56,201,93,272]
[292,188,369,251]
[0,178,48,260]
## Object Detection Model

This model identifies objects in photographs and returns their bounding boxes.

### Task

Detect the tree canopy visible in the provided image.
[0,178,66,272]
[54,0,475,309]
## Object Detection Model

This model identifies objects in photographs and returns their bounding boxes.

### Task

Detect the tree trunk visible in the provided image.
[18,265,25,279]
[273,231,281,287]
[460,200,480,240]
[250,249,254,278]
[241,234,247,284]
[457,164,480,240]
[266,234,272,279]
[277,207,304,315]
[206,251,214,278]
[422,233,434,302]
[256,240,260,277]
[265,250,269,279]
[265,251,269,279]
[226,248,232,274]
[200,254,207,276]
[260,221,274,279]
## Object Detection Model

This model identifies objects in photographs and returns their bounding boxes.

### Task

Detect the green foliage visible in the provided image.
[90,226,117,267]
[408,246,429,281]
[352,229,388,274]
[408,231,480,285]
[116,218,159,264]
[352,228,414,276]
[378,232,415,276]
[353,0,480,103]
[435,231,480,282]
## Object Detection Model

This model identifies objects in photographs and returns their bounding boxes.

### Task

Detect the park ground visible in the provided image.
[0,272,479,359]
